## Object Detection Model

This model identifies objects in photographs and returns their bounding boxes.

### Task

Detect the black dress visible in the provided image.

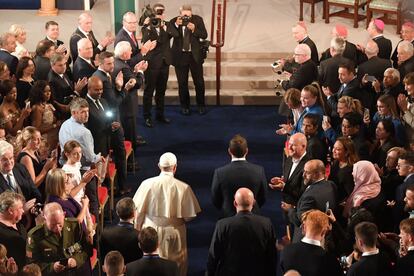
[16,79,34,109]
[17,151,45,200]
[329,162,354,202]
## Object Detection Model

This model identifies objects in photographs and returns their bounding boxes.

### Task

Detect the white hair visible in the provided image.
[398,40,414,55]
[330,37,346,55]
[295,44,311,57]
[114,41,132,58]
[0,140,13,157]
[77,37,91,51]
[365,40,379,56]
[384,68,400,82]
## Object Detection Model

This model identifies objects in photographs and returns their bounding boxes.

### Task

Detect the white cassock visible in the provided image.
[133,171,201,276]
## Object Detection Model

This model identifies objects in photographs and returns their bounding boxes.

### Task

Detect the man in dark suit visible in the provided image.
[100,197,143,264]
[280,210,342,276]
[292,22,319,65]
[69,12,113,64]
[302,114,328,164]
[141,5,179,127]
[211,134,267,217]
[113,41,148,150]
[396,40,414,81]
[269,133,310,205]
[0,32,18,77]
[372,68,404,100]
[281,44,317,91]
[391,22,414,68]
[206,188,277,276]
[342,112,370,161]
[367,19,392,60]
[126,226,179,276]
[395,218,414,276]
[282,159,337,242]
[319,37,351,94]
[170,4,208,115]
[0,140,41,203]
[103,251,126,276]
[33,39,55,81]
[357,40,392,82]
[73,38,96,96]
[347,222,393,276]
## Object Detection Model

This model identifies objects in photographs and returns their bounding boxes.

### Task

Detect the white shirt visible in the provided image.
[2,172,17,191]
[231,157,246,162]
[301,237,321,247]
[362,249,379,256]
[289,151,307,179]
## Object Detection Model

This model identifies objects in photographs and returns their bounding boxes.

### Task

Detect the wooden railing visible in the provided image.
[210,0,227,105]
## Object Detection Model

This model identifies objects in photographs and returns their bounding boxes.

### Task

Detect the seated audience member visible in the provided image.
[398,72,414,139]
[0,140,41,202]
[0,80,31,136]
[45,168,93,236]
[282,159,337,242]
[0,243,17,275]
[372,68,404,100]
[29,80,60,148]
[370,119,398,169]
[126,226,179,276]
[9,24,29,60]
[21,263,42,276]
[33,39,55,81]
[396,41,414,80]
[211,134,267,217]
[276,88,303,135]
[0,32,18,77]
[280,210,342,276]
[329,137,358,203]
[367,95,405,145]
[269,133,309,205]
[0,61,11,82]
[100,197,143,264]
[395,218,414,275]
[301,113,328,164]
[347,222,393,276]
[281,44,317,91]
[0,191,33,270]
[26,202,93,275]
[16,126,57,197]
[62,140,96,205]
[207,188,276,276]
[344,161,385,227]
[15,56,35,108]
[340,112,370,160]
[103,251,125,276]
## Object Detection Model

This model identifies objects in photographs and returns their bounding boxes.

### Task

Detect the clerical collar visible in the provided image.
[301,237,321,247]
[231,157,246,162]
[292,151,307,163]
[372,34,383,39]
[362,249,379,256]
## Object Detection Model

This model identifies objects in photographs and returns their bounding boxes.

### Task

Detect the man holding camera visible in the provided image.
[170,4,208,115]
[141,4,179,127]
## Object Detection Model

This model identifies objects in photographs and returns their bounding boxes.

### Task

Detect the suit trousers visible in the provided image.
[174,52,205,108]
[110,127,127,190]
[121,115,138,149]
[143,63,169,119]
[81,171,99,222]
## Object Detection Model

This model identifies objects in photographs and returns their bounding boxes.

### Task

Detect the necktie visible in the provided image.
[6,174,16,192]
[106,73,112,84]
[183,27,191,51]
[338,84,345,96]
[87,32,93,44]
[95,100,102,111]
[130,33,137,46]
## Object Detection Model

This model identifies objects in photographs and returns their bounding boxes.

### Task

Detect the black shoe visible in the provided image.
[145,118,153,128]
[198,106,206,115]
[181,108,190,116]
[156,116,171,124]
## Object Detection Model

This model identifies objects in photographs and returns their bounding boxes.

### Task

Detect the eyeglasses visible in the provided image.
[397,163,411,169]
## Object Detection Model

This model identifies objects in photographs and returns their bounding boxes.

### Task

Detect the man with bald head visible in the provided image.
[281,159,337,242]
[357,40,392,83]
[27,202,93,275]
[270,133,310,205]
[72,38,96,95]
[70,12,113,63]
[206,188,277,276]
[281,44,317,91]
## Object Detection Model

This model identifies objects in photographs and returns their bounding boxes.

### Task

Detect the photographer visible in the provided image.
[141,3,179,128]
[170,4,208,116]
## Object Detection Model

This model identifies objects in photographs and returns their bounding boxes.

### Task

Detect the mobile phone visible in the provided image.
[323,115,329,124]
[325,201,330,213]
[25,101,31,109]
[366,75,377,82]
[364,108,370,119]
[59,258,68,266]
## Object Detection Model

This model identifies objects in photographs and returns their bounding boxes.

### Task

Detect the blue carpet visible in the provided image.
[127,105,286,276]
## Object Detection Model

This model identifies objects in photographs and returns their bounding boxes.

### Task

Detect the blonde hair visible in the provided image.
[15,126,39,151]
[45,168,67,200]
[8,24,25,37]
[338,96,363,115]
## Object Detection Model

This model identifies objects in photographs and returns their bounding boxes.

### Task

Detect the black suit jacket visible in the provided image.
[113,58,144,118]
[300,36,319,65]
[280,241,342,276]
[347,251,393,276]
[73,57,96,96]
[0,164,41,202]
[320,41,360,65]
[398,55,414,80]
[85,96,111,156]
[48,70,76,105]
[357,56,392,82]
[282,59,318,91]
[287,179,337,242]
[391,39,414,68]
[33,55,51,81]
[115,28,145,67]
[307,135,328,164]
[282,154,310,205]
[327,77,362,113]
[170,15,208,65]
[126,256,178,276]
[100,222,143,264]
[206,211,277,276]
[395,250,414,276]
[92,69,124,118]
[319,55,352,93]
[69,28,103,64]
[0,50,18,76]
[211,160,267,217]
[373,35,392,60]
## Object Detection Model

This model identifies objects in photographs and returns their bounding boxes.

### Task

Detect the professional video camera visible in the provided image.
[181,15,191,26]
[271,60,289,97]
[139,4,162,28]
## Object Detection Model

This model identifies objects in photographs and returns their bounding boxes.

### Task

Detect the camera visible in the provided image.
[271,61,283,75]
[151,18,161,28]
[32,203,43,216]
[181,15,191,26]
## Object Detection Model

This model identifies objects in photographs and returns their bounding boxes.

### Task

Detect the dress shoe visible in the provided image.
[181,108,190,116]
[156,116,171,124]
[144,118,153,128]
[198,106,206,115]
